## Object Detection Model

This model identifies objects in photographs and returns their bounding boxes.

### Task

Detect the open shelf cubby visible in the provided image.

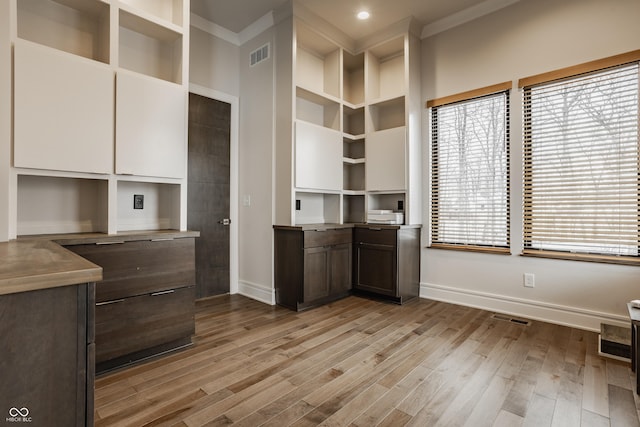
[17,0,110,63]
[343,194,365,224]
[295,22,340,99]
[367,36,405,102]
[343,51,364,106]
[17,174,108,236]
[343,105,365,137]
[296,87,341,130]
[368,96,405,132]
[116,180,181,232]
[294,191,341,225]
[119,0,184,28]
[119,9,183,84]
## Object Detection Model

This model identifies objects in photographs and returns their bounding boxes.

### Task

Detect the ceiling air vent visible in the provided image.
[250,43,270,67]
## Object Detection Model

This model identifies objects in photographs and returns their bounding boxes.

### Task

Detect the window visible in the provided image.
[429,84,510,252]
[522,60,639,263]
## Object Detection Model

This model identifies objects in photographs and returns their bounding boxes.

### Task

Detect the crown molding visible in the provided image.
[421,0,521,38]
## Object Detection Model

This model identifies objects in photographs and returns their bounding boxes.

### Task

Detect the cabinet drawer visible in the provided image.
[354,227,397,247]
[67,238,195,302]
[95,285,195,363]
[304,228,352,248]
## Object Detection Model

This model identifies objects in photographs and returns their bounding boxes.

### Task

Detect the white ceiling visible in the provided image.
[190,0,517,40]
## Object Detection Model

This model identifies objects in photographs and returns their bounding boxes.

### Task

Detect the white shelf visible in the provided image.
[295,22,340,99]
[343,104,365,136]
[119,0,184,28]
[118,9,183,83]
[294,191,341,225]
[343,158,365,165]
[296,87,341,131]
[368,96,405,132]
[116,180,181,232]
[343,51,364,106]
[343,194,365,224]
[16,0,110,63]
[16,174,108,236]
[367,36,405,101]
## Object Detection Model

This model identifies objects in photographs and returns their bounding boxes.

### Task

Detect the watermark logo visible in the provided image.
[6,407,31,423]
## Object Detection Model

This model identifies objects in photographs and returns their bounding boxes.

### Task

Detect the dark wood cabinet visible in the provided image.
[0,283,95,426]
[66,236,196,373]
[274,226,352,311]
[353,225,420,304]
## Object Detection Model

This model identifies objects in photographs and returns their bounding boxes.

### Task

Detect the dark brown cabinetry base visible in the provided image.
[65,236,196,373]
[0,283,95,426]
[274,225,352,311]
[353,225,421,304]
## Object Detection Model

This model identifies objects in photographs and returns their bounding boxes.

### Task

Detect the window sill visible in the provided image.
[521,250,640,266]
[428,244,511,255]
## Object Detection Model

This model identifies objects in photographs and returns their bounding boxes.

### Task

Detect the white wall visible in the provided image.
[421,0,640,331]
[0,0,11,242]
[189,27,240,97]
[237,29,276,303]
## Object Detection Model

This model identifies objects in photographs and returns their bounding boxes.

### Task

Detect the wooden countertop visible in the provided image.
[25,229,200,246]
[0,239,102,296]
[273,223,422,231]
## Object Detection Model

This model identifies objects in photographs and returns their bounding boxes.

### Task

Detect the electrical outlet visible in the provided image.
[523,273,535,288]
[243,195,251,206]
[133,194,144,210]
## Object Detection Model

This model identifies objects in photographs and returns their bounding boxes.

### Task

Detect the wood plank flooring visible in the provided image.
[94,295,640,426]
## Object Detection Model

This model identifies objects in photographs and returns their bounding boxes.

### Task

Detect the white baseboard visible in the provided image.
[238,280,275,305]
[420,282,629,332]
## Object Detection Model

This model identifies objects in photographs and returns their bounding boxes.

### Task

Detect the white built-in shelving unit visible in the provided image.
[276,16,421,226]
[8,0,189,238]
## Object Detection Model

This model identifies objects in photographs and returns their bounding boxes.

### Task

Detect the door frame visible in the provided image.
[188,83,239,295]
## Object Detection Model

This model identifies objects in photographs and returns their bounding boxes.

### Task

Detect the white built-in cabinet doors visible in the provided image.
[14,40,114,174]
[116,72,186,179]
[295,120,342,191]
[366,126,406,191]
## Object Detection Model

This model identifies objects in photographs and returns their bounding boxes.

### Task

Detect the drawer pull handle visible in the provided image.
[151,238,174,242]
[151,290,176,297]
[368,228,383,231]
[96,299,125,306]
[96,241,125,245]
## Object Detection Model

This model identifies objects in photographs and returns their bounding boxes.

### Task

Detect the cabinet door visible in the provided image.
[14,40,114,174]
[366,126,406,191]
[355,242,397,296]
[330,243,352,294]
[295,120,342,191]
[0,284,89,426]
[116,72,186,178]
[303,246,330,302]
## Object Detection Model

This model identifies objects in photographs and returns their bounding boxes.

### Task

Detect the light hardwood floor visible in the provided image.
[94,295,640,426]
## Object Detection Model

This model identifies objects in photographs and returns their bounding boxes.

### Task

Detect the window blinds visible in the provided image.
[522,63,639,259]
[431,91,510,251]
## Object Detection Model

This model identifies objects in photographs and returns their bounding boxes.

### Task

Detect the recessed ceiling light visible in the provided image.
[357,11,370,20]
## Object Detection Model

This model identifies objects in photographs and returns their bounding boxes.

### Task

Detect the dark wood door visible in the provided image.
[188,93,231,298]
